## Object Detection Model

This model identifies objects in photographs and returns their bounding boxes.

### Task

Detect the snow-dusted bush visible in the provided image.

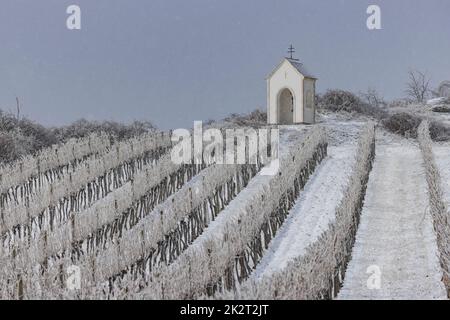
[217,122,375,300]
[52,119,155,141]
[138,126,327,299]
[429,121,450,142]
[223,109,267,127]
[388,98,413,108]
[318,90,385,118]
[418,121,450,297]
[359,88,386,109]
[0,131,35,164]
[0,106,155,165]
[432,105,450,113]
[0,111,58,164]
[382,112,420,138]
[383,113,450,141]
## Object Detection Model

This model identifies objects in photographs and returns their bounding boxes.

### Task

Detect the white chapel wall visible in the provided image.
[267,60,303,124]
[303,78,315,124]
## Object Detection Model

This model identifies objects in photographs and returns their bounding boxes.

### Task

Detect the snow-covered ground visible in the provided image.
[250,115,448,300]
[211,112,449,300]
[317,112,368,146]
[338,140,447,300]
[428,97,449,106]
[251,145,357,279]
[278,125,311,155]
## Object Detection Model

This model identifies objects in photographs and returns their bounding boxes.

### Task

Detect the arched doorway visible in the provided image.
[278,88,294,124]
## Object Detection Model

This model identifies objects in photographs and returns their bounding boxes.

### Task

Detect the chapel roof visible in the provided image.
[266,58,317,80]
[287,59,317,79]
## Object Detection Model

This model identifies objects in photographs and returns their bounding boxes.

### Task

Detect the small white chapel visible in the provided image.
[266,46,317,125]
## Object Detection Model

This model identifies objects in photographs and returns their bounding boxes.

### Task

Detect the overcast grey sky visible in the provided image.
[0,0,449,129]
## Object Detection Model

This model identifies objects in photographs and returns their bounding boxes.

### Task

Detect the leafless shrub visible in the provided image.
[405,69,431,103]
[318,90,386,119]
[429,121,450,141]
[359,88,386,108]
[382,112,450,141]
[224,109,267,126]
[318,90,361,112]
[382,112,421,138]
[388,98,413,108]
[432,105,450,113]
[0,108,156,165]
[52,118,155,141]
[0,130,35,163]
[0,110,57,163]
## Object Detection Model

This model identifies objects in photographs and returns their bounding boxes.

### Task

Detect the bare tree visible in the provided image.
[405,69,431,103]
[359,88,386,108]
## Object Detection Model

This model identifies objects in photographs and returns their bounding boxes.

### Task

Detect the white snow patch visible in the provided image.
[427,97,448,106]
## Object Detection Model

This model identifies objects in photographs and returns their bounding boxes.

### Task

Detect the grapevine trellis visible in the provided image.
[0,132,171,234]
[2,159,205,283]
[214,123,376,300]
[0,124,374,301]
[1,146,169,258]
[0,133,112,195]
[0,132,234,298]
[418,121,450,297]
[104,163,261,294]
[138,126,328,299]
[214,143,327,294]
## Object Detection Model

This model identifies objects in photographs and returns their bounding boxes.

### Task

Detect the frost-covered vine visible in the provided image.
[216,122,375,300]
[139,126,328,299]
[418,120,450,297]
[0,150,196,268]
[0,133,111,195]
[0,132,171,236]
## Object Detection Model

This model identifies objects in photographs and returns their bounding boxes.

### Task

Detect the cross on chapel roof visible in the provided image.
[286,45,299,61]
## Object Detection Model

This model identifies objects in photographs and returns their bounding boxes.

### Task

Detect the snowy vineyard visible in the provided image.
[218,123,376,300]
[0,123,378,299]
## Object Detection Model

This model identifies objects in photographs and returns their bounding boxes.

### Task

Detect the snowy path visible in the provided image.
[252,146,357,279]
[338,144,446,300]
